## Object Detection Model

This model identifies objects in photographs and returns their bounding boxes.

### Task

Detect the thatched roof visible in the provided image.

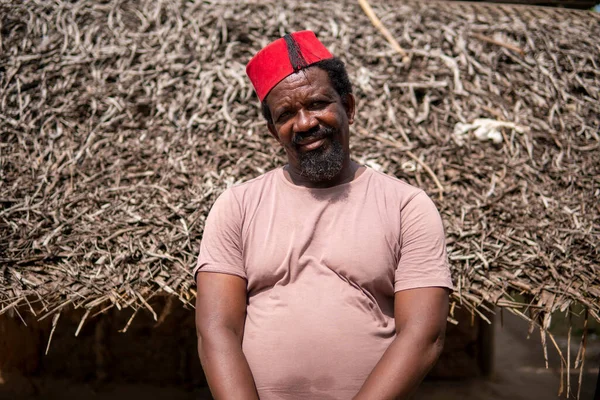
[1,0,599,333]
[469,0,598,8]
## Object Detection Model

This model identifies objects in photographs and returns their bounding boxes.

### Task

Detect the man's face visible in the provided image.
[265,67,355,182]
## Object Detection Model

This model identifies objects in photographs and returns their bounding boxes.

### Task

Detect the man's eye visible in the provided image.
[276,111,291,122]
[310,101,327,109]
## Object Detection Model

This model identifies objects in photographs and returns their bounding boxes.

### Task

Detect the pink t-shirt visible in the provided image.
[195,166,453,399]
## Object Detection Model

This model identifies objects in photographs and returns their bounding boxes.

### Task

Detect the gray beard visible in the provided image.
[297,139,345,182]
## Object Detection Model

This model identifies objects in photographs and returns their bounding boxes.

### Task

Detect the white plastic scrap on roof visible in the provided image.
[453,118,527,146]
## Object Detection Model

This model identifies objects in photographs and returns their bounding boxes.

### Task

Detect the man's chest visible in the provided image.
[240,197,401,296]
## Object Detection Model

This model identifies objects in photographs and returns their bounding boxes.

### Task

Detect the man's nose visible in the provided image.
[293,109,318,133]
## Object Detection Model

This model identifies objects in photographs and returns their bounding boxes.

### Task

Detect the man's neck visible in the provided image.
[283,159,365,189]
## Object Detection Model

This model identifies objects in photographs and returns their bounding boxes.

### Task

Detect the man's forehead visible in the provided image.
[266,68,334,106]
[274,68,329,92]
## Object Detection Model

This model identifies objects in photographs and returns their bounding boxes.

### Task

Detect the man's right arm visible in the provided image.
[195,271,259,400]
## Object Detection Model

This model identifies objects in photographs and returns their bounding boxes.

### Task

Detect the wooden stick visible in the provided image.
[576,310,588,400]
[358,0,409,62]
[45,312,61,355]
[567,325,572,397]
[406,151,445,201]
[471,32,525,57]
[393,81,448,89]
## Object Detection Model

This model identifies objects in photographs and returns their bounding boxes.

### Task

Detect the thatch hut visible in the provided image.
[1,0,599,397]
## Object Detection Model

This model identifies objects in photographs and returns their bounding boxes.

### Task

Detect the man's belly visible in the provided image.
[241,273,396,400]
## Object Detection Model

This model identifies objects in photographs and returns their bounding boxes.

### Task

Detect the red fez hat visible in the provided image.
[246,30,333,101]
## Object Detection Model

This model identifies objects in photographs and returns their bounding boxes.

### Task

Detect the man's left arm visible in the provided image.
[353,286,450,400]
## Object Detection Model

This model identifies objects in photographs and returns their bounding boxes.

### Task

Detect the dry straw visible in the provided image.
[1,0,599,394]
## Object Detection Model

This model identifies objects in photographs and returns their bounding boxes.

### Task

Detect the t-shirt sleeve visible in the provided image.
[394,191,453,292]
[193,189,246,281]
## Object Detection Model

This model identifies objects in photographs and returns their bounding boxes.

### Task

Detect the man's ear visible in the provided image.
[267,123,281,143]
[344,93,356,125]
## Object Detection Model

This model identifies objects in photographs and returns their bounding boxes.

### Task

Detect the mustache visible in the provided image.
[292,126,335,146]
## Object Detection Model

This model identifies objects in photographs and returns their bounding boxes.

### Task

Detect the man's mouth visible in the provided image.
[293,127,334,152]
[297,137,327,151]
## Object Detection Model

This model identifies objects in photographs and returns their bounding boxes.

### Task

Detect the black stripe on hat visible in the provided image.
[283,33,308,72]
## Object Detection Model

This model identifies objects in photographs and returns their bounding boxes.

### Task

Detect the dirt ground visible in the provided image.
[2,312,597,400]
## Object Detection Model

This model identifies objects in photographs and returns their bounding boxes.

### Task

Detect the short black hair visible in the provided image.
[261,57,353,124]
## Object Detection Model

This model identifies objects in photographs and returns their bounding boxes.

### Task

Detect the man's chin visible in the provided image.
[304,166,344,183]
[297,140,345,182]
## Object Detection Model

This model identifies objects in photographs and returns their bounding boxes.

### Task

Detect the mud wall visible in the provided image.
[0,297,491,396]
[0,297,206,396]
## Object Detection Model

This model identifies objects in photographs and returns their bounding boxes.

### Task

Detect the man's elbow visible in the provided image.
[399,325,446,366]
[422,329,445,368]
[195,325,226,367]
[195,321,211,361]
[196,322,223,353]
[430,331,445,359]
[195,320,243,357]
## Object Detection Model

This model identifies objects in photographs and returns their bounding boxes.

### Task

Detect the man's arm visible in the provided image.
[353,287,450,400]
[195,272,259,400]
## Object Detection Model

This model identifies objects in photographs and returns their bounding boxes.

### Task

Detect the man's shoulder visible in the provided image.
[230,168,279,192]
[366,167,425,201]
[216,168,280,204]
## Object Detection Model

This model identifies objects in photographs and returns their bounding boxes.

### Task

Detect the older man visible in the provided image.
[194,31,453,400]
